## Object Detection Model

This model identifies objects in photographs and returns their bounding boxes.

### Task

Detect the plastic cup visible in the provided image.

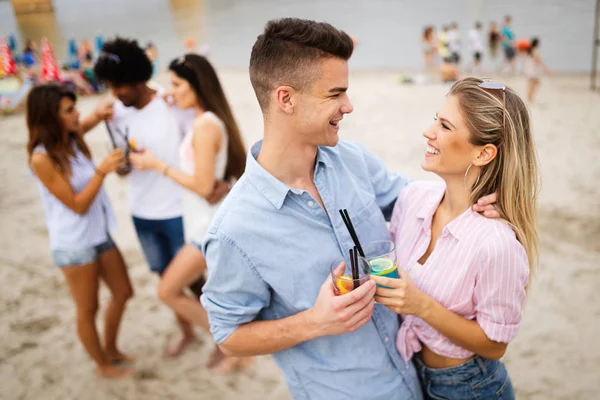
[330,256,371,296]
[364,241,399,287]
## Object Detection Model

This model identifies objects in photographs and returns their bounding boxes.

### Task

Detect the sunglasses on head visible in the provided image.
[478,79,506,148]
[175,55,193,69]
[99,52,120,64]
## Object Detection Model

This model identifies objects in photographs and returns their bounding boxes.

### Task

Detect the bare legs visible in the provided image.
[528,78,540,103]
[97,247,135,363]
[61,255,134,379]
[158,244,253,371]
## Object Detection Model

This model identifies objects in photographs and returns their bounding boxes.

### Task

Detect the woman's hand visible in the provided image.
[206,180,232,204]
[371,267,432,318]
[161,90,176,107]
[98,149,126,174]
[472,192,500,218]
[129,149,161,171]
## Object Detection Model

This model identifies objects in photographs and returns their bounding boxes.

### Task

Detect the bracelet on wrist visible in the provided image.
[162,164,170,176]
[95,169,106,178]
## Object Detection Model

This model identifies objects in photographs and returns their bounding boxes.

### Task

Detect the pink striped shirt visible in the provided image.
[390,181,529,362]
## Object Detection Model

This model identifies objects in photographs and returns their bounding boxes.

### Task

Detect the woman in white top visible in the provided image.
[27,84,135,379]
[525,37,551,104]
[130,54,251,372]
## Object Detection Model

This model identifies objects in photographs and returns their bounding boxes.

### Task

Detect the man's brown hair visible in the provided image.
[249,18,354,111]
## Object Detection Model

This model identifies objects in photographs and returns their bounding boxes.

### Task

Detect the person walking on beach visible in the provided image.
[422,26,437,72]
[129,53,252,373]
[499,15,516,74]
[200,18,499,399]
[524,37,551,103]
[94,37,228,358]
[447,22,461,65]
[373,77,538,400]
[437,25,452,64]
[27,84,135,379]
[488,21,500,59]
[468,22,484,73]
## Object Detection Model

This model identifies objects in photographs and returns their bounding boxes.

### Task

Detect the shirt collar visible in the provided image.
[416,183,474,241]
[245,141,333,209]
[315,146,333,169]
[245,141,291,209]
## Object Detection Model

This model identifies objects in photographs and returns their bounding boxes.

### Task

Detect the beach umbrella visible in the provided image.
[41,38,60,82]
[0,37,17,77]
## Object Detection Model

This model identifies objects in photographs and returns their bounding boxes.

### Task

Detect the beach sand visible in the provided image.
[1,71,598,400]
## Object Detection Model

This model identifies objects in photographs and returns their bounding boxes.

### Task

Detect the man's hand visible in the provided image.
[307,262,376,338]
[94,97,115,121]
[206,180,231,205]
[472,192,501,218]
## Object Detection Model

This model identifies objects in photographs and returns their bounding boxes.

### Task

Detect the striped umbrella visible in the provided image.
[41,37,60,81]
[0,37,17,77]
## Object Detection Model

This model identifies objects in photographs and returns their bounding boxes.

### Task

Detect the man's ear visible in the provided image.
[274,85,296,114]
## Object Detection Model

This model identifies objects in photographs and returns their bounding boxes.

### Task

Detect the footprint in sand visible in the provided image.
[10,316,60,333]
[137,368,159,380]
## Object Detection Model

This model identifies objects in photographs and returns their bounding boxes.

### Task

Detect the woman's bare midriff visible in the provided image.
[420,344,474,369]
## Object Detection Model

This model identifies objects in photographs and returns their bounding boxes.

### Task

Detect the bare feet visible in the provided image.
[206,346,226,369]
[106,350,136,365]
[163,335,195,358]
[97,364,135,379]
[213,357,254,375]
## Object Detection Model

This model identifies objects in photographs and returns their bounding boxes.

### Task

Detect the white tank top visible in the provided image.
[179,111,228,243]
[33,143,117,251]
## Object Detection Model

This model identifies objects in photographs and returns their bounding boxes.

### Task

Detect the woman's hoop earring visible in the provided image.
[464,164,481,191]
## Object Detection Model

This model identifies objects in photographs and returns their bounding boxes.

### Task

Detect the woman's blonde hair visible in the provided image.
[449,77,540,275]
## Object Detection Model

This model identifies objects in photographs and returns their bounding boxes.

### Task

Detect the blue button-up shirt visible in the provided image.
[201,140,422,400]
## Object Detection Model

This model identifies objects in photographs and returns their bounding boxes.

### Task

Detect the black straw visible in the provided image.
[104,121,117,149]
[352,246,360,289]
[349,248,358,288]
[339,209,365,257]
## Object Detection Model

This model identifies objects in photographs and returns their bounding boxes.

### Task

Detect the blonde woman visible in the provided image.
[373,77,538,399]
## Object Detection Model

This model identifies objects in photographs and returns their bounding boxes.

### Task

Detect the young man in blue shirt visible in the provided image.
[201,18,497,399]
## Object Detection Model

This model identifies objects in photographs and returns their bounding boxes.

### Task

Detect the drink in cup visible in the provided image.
[330,257,371,296]
[364,240,399,285]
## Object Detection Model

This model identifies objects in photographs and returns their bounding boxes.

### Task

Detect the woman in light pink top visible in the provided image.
[372,77,539,399]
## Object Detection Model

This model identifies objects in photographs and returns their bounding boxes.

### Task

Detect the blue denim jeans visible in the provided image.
[415,355,515,400]
[52,235,116,268]
[132,216,185,275]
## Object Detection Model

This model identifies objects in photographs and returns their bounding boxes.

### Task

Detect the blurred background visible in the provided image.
[1,1,599,400]
[0,0,598,72]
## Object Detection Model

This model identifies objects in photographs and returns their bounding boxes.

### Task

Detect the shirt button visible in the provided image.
[384,337,389,343]
[307,201,315,207]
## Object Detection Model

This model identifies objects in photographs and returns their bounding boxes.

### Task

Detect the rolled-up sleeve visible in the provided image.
[358,144,410,221]
[201,232,271,344]
[474,229,530,343]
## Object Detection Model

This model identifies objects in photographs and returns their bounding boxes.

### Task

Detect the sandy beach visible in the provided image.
[1,71,599,400]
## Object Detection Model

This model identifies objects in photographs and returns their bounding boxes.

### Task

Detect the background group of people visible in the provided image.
[1,32,162,110]
[422,15,551,102]
[26,37,251,378]
[26,17,540,400]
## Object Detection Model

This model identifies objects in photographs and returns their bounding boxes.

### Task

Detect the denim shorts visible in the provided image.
[132,216,185,275]
[414,355,515,400]
[52,235,116,268]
